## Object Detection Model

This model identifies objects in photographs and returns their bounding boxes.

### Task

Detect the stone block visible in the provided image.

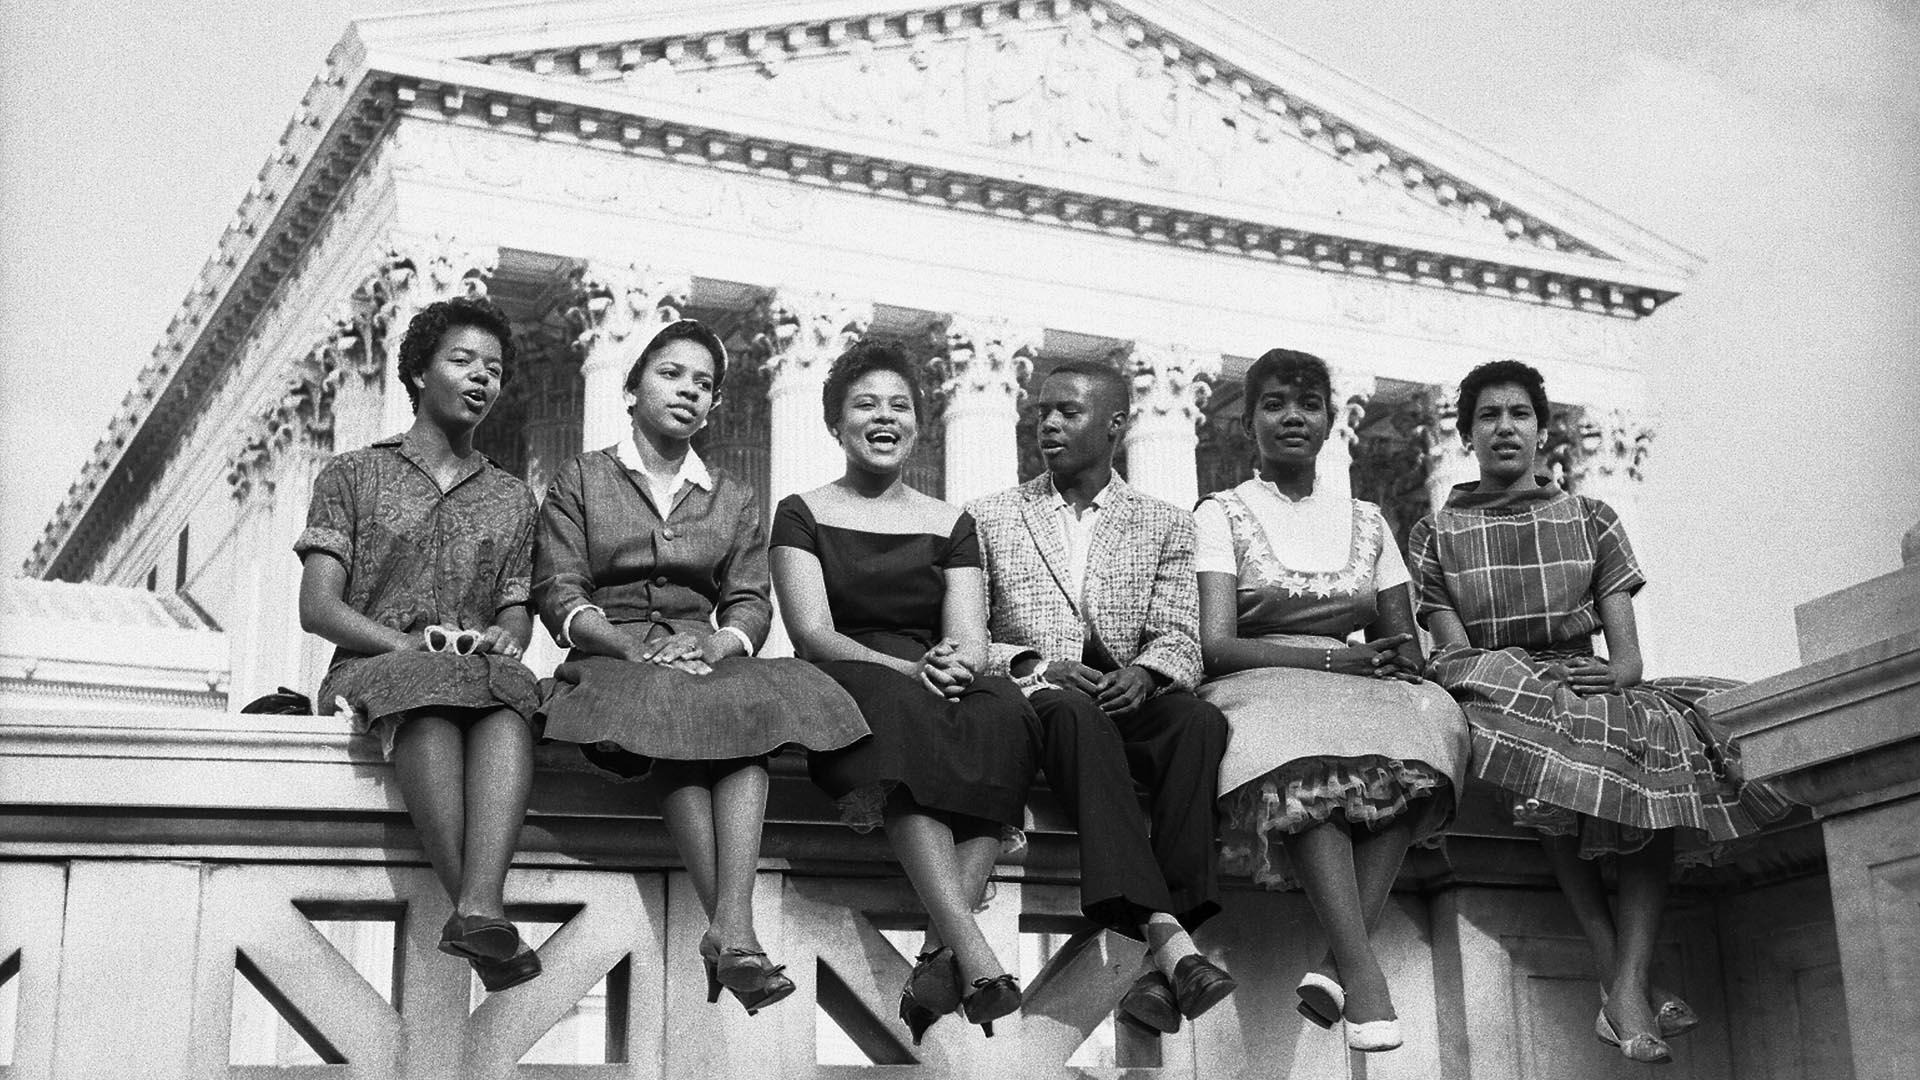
[1795,563,1920,665]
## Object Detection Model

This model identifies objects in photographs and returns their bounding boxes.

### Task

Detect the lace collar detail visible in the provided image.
[1214,490,1381,598]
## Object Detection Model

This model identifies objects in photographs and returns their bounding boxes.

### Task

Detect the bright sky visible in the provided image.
[2,0,1916,679]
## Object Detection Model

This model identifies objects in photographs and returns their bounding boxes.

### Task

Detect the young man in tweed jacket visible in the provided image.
[967,361,1235,1035]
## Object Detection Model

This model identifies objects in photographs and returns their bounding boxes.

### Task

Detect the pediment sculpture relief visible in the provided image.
[575,12,1524,249]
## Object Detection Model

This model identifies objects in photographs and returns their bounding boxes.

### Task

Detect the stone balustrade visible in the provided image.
[0,695,1836,1080]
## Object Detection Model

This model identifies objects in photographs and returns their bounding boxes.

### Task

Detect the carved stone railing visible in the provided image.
[0,700,1837,1080]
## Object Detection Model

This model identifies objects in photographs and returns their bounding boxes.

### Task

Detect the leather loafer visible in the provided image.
[1116,970,1182,1035]
[470,946,542,993]
[1170,955,1237,1021]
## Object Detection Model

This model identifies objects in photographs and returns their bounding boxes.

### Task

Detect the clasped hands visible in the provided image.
[1544,654,1635,697]
[1326,634,1421,683]
[918,638,974,699]
[419,623,522,660]
[1036,660,1158,716]
[620,629,735,675]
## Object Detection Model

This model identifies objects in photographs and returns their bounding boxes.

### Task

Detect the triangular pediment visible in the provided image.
[348,0,1700,289]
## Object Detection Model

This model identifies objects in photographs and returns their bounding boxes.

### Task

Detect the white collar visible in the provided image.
[1048,476,1111,514]
[616,436,713,493]
[1250,476,1323,506]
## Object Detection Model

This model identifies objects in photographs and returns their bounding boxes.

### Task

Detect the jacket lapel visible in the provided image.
[1082,483,1140,623]
[1019,482,1079,615]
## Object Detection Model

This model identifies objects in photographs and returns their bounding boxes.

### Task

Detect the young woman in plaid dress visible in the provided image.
[1409,360,1790,1064]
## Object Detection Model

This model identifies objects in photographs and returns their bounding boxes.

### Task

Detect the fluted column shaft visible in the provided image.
[570,263,693,451]
[1319,367,1377,502]
[933,317,1040,505]
[1122,342,1219,509]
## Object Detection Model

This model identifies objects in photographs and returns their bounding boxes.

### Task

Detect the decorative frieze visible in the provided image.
[932,315,1041,505]
[469,3,1592,260]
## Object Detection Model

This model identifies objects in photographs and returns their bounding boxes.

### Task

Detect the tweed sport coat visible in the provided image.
[967,474,1204,692]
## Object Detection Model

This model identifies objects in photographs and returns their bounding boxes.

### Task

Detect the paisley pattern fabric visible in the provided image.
[296,430,541,756]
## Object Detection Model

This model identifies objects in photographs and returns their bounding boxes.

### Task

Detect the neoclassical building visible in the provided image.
[26,0,1683,703]
[12,3,1880,1079]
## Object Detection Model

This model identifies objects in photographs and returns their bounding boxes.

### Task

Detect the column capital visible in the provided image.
[568,261,693,371]
[1329,366,1379,447]
[1415,382,1463,465]
[930,315,1041,406]
[378,232,498,313]
[1122,341,1220,429]
[1568,405,1655,485]
[227,336,336,503]
[752,288,873,382]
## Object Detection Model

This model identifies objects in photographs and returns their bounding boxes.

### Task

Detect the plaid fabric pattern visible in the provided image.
[967,474,1204,690]
[1413,487,1791,857]
[1408,490,1641,650]
[1430,645,1791,856]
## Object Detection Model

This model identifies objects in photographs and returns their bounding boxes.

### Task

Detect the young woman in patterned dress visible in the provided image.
[297,296,543,991]
[1409,359,1790,1064]
[1194,349,1468,1053]
[533,320,868,1015]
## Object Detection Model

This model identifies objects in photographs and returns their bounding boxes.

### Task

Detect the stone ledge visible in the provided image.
[1711,629,1920,814]
[1,703,1824,895]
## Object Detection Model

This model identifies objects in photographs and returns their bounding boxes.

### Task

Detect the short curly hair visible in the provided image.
[1455,360,1550,440]
[396,295,516,413]
[625,318,729,399]
[1241,348,1335,429]
[822,339,923,429]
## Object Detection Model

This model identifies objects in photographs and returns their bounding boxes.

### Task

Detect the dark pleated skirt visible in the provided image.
[539,653,870,780]
[805,636,1040,832]
[318,651,540,759]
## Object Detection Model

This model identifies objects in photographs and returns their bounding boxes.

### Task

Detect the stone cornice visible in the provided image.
[351,0,1700,280]
[25,46,397,580]
[368,43,1684,309]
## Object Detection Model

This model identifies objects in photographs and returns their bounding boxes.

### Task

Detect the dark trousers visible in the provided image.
[1029,687,1228,937]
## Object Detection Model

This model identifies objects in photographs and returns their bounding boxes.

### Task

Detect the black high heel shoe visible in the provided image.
[960,974,1022,1038]
[699,933,795,1015]
[898,947,962,1045]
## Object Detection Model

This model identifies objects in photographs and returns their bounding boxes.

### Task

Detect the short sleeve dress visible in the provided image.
[294,432,541,758]
[532,448,869,779]
[1194,479,1469,888]
[770,495,1040,835]
[1408,481,1791,860]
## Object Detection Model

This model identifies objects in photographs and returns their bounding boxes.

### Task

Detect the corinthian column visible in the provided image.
[754,289,874,500]
[326,302,384,453]
[932,316,1040,505]
[225,350,335,703]
[1420,383,1477,513]
[1122,342,1220,509]
[1569,406,1653,535]
[1318,367,1377,502]
[375,235,499,437]
[569,263,693,451]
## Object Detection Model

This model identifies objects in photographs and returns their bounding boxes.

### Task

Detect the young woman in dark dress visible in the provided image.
[768,341,1040,1042]
[1409,360,1790,1064]
[297,296,542,991]
[534,320,868,1014]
